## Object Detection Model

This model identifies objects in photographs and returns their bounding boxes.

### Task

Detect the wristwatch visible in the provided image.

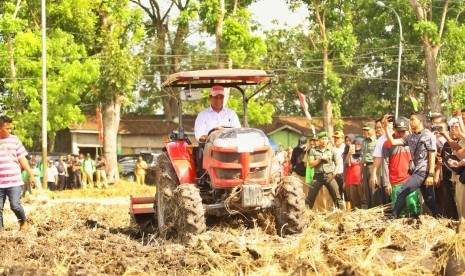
[428,172,435,177]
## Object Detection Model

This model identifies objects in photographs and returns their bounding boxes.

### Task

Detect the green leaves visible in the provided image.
[414,21,440,45]
[223,11,267,67]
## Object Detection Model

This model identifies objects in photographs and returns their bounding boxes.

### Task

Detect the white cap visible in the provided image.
[210,85,225,97]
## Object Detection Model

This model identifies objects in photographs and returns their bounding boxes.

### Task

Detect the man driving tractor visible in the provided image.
[194,85,241,142]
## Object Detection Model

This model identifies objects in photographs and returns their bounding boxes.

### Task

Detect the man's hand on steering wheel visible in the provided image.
[207,126,232,136]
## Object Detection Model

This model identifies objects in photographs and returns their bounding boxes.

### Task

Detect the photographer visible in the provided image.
[381,111,440,219]
[438,112,465,220]
[382,117,420,217]
[429,113,448,215]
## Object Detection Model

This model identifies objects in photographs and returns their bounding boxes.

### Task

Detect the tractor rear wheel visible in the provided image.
[274,176,306,236]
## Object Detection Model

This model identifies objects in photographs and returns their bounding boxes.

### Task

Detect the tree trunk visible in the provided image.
[423,43,441,113]
[314,0,334,136]
[322,51,332,134]
[323,99,334,135]
[48,135,55,152]
[7,0,22,111]
[215,0,225,68]
[158,24,177,120]
[103,97,121,184]
[409,0,448,113]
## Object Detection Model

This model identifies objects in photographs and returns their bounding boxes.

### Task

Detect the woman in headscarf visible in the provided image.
[344,137,367,209]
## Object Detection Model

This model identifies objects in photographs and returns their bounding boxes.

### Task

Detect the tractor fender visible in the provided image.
[165,140,196,184]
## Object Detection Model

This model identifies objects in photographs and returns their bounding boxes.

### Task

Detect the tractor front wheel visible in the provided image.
[156,153,206,241]
[274,176,306,236]
[173,184,206,242]
[156,153,178,237]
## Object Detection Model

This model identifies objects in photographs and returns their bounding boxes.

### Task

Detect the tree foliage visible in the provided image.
[0,0,100,149]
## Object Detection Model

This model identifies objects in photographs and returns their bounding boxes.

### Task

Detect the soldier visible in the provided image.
[306,131,345,210]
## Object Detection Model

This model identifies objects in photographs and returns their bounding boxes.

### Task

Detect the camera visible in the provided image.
[431,125,443,133]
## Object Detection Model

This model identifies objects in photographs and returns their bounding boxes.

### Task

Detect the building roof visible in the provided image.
[69,115,370,137]
[69,115,195,135]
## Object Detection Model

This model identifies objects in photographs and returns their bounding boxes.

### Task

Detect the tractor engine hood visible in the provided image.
[206,128,270,152]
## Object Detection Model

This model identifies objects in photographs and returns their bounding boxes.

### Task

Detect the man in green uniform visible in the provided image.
[306,131,345,210]
[361,122,379,208]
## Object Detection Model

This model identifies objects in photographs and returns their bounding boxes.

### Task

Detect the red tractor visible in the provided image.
[130,69,306,240]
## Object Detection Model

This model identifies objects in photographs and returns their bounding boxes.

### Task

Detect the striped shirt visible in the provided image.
[0,135,28,188]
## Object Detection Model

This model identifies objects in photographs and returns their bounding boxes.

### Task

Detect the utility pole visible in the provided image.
[41,0,48,189]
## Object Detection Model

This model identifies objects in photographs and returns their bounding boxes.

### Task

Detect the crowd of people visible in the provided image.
[191,85,465,221]
[4,81,465,232]
[22,153,109,193]
[281,109,465,221]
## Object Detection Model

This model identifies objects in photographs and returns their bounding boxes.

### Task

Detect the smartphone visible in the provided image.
[431,125,443,133]
[349,144,355,153]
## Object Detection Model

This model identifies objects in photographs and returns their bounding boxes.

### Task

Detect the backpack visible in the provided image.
[292,148,307,176]
[297,149,306,165]
[57,161,65,173]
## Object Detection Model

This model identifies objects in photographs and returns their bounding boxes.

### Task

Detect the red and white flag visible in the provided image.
[96,105,104,142]
[297,90,312,120]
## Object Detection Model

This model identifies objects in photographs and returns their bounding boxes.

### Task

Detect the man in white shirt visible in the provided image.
[46,160,58,191]
[194,85,241,142]
[333,131,346,201]
[370,117,389,205]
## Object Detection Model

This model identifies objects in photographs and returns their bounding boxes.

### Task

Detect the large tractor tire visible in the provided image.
[156,153,179,237]
[156,153,206,241]
[172,184,206,242]
[274,176,306,236]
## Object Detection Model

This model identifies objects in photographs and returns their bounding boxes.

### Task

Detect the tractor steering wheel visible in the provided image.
[207,126,232,136]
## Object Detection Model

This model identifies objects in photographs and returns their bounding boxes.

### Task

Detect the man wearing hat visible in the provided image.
[382,112,440,219]
[382,117,420,216]
[361,121,380,208]
[46,159,58,191]
[194,85,241,142]
[333,131,346,201]
[306,131,345,210]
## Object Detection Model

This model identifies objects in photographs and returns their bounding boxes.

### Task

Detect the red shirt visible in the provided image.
[282,160,290,176]
[382,136,411,186]
[345,161,361,185]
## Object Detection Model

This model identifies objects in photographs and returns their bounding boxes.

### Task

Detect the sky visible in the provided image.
[181,0,309,49]
[248,0,308,31]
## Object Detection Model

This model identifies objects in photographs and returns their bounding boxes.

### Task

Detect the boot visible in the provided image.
[19,221,29,231]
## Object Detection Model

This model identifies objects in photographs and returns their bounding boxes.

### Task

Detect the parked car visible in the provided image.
[118,152,161,183]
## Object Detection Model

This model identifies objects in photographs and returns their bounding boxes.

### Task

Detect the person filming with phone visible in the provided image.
[381,112,440,219]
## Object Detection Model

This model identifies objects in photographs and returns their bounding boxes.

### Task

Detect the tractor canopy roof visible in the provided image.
[162,69,274,129]
[162,69,274,89]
